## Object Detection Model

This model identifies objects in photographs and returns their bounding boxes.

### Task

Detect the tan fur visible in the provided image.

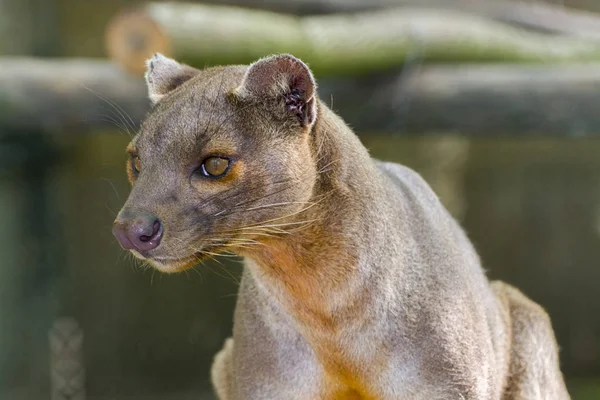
[114,53,570,399]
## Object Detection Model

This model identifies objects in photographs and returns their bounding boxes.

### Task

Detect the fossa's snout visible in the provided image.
[112,213,163,253]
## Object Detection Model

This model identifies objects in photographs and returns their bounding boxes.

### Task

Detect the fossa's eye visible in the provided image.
[131,155,141,176]
[201,156,230,178]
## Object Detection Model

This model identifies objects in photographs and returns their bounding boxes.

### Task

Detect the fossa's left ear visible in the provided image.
[236,54,317,128]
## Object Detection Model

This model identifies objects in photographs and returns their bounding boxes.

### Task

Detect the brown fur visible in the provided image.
[114,53,570,399]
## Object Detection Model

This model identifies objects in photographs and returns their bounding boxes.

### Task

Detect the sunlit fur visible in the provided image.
[115,54,570,399]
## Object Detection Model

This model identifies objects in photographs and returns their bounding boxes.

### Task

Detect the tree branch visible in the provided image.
[105,2,600,76]
[3,58,600,136]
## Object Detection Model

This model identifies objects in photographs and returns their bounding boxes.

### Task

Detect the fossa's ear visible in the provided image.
[236,54,317,128]
[144,53,199,104]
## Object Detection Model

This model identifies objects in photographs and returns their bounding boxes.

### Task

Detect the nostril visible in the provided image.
[113,215,163,252]
[139,220,162,243]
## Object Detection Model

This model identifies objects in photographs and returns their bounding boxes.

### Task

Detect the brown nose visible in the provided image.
[112,214,163,252]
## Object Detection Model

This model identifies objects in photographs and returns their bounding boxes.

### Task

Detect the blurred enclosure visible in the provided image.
[1,0,600,399]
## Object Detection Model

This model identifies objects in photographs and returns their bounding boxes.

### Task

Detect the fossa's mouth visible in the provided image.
[150,254,205,273]
[131,246,223,274]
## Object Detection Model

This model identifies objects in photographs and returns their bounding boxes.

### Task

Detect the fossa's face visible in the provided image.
[112,54,318,273]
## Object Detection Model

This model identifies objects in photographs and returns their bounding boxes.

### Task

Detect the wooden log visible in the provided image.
[105,4,304,76]
[318,63,600,136]
[167,0,600,42]
[470,0,600,40]
[182,0,600,41]
[187,0,600,29]
[4,57,600,136]
[105,2,600,76]
[0,57,148,133]
[380,0,600,41]
[189,0,375,15]
[153,0,600,40]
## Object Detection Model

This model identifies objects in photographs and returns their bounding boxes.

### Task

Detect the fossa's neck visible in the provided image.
[242,102,391,334]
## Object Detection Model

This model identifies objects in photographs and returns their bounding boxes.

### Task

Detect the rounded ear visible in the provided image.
[145,53,199,104]
[236,54,317,128]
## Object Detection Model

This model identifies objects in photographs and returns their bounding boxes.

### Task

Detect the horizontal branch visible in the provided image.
[0,57,148,133]
[105,2,600,76]
[3,58,600,136]
[194,0,600,40]
[320,63,600,136]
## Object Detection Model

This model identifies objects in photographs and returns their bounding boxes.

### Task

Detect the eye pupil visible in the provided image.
[203,157,230,177]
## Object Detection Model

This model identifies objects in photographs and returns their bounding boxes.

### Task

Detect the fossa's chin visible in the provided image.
[130,250,211,274]
[150,256,201,274]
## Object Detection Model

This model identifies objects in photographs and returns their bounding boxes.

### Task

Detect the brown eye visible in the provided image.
[131,156,141,176]
[201,156,230,178]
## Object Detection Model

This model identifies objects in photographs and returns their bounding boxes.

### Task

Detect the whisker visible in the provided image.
[101,178,121,200]
[232,178,297,208]
[241,201,323,227]
[150,268,156,286]
[81,84,137,132]
[239,219,320,230]
[217,167,334,220]
[205,264,240,285]
[189,265,204,282]
[98,108,132,133]
[202,256,241,286]
[97,114,129,132]
[86,116,130,136]
[104,203,117,217]
[243,200,316,212]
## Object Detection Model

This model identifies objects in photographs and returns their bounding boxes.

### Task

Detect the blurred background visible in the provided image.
[1,0,600,399]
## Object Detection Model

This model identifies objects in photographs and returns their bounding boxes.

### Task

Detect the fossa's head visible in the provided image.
[112,54,320,272]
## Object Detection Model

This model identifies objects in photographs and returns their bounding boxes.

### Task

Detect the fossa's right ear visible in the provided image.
[235,54,318,128]
[144,53,199,104]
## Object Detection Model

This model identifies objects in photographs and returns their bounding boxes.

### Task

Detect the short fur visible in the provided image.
[114,53,570,399]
